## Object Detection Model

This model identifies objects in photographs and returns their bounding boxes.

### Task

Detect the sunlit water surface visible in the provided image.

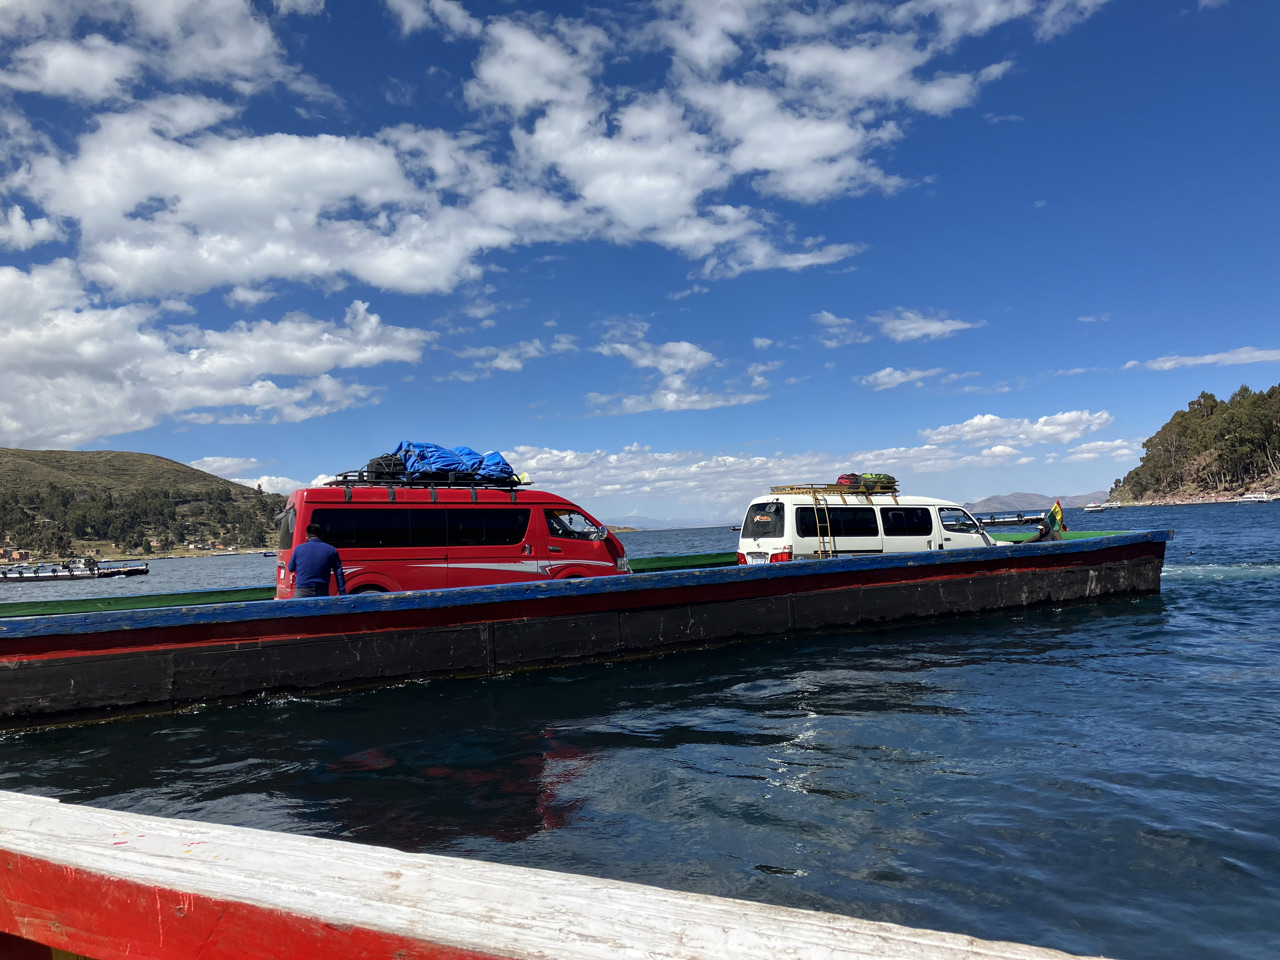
[2,506,1278,959]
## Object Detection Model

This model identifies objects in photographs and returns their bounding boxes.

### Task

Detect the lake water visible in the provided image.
[1,504,1278,959]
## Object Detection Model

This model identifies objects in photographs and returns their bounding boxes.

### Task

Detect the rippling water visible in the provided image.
[2,505,1279,959]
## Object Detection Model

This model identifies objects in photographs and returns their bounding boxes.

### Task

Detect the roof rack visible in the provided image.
[324,470,526,490]
[770,482,899,499]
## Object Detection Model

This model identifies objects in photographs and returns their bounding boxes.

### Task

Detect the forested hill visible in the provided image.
[0,448,287,558]
[1111,383,1280,501]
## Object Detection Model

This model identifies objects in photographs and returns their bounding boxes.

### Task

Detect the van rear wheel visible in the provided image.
[350,585,387,594]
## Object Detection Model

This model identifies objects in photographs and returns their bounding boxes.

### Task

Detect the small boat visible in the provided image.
[1235,493,1272,504]
[0,559,148,582]
[1083,501,1106,513]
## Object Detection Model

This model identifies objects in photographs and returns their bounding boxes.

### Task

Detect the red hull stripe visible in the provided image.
[0,535,1169,665]
[0,792,1094,960]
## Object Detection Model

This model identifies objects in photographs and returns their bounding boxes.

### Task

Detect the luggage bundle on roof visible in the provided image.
[328,443,523,488]
[835,472,898,494]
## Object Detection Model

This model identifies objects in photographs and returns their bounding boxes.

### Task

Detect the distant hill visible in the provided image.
[0,447,286,558]
[0,448,259,498]
[963,491,1108,514]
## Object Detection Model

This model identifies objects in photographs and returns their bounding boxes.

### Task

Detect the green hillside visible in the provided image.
[0,448,287,559]
[1110,383,1280,501]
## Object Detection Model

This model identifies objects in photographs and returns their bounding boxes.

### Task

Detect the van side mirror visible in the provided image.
[592,527,609,541]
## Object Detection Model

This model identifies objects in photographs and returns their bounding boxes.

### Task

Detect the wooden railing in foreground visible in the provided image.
[0,791,1107,960]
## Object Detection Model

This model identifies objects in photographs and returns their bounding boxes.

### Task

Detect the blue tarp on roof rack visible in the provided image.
[392,442,516,481]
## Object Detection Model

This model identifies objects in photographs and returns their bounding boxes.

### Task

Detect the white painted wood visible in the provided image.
[0,790,1107,960]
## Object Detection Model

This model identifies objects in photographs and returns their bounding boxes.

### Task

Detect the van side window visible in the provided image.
[311,508,412,548]
[880,507,933,537]
[741,502,784,539]
[938,508,979,533]
[796,507,879,538]
[276,507,295,550]
[450,508,531,546]
[544,509,600,540]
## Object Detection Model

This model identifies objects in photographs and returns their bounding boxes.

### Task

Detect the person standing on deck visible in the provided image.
[287,524,346,597]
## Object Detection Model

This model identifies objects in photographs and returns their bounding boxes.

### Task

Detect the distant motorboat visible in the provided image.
[1235,493,1272,504]
[1083,501,1105,513]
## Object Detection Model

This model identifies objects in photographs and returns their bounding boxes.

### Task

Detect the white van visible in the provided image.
[736,484,994,564]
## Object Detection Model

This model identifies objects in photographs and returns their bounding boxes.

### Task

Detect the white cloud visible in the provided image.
[446,334,578,380]
[508,443,849,516]
[752,337,774,349]
[870,307,985,342]
[920,410,1113,445]
[190,456,264,476]
[384,0,481,38]
[235,475,308,494]
[746,360,782,388]
[812,309,871,347]
[274,0,325,14]
[0,34,144,102]
[1141,347,1280,370]
[588,321,766,413]
[0,264,434,447]
[859,366,945,390]
[1061,438,1142,462]
[0,204,58,249]
[0,0,313,98]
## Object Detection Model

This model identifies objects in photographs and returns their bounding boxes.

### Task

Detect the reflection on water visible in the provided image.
[1,505,1280,960]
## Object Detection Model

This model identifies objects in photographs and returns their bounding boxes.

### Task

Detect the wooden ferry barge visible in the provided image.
[0,532,1169,726]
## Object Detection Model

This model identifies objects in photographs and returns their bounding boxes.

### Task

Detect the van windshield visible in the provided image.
[741,502,784,539]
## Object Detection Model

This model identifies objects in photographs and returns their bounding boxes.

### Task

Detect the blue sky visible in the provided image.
[0,0,1275,521]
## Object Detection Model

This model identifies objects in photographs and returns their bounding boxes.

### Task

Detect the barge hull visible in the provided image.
[0,534,1169,724]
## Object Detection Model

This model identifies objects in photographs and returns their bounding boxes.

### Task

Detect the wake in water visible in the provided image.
[1162,563,1280,581]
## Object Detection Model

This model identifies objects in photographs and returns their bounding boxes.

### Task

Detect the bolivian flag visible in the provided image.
[1048,498,1068,533]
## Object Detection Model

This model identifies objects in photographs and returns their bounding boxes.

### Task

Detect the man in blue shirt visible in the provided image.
[287,524,346,597]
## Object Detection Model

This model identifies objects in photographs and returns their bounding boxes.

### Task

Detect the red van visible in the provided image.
[275,480,630,597]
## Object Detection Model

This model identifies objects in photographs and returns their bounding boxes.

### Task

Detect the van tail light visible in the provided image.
[616,558,632,573]
[736,552,747,565]
[769,549,793,563]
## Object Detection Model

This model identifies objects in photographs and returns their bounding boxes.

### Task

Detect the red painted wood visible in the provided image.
[0,851,510,960]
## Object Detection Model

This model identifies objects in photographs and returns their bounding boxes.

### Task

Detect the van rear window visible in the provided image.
[310,508,446,548]
[796,507,879,538]
[879,507,933,537]
[741,502,784,539]
[309,506,532,548]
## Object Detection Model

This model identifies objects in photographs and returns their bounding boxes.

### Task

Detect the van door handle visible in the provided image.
[944,537,952,541]
[522,544,532,555]
[548,545,563,553]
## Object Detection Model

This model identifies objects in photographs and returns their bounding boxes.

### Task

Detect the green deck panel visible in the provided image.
[0,586,277,619]
[990,530,1129,543]
[629,552,739,572]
